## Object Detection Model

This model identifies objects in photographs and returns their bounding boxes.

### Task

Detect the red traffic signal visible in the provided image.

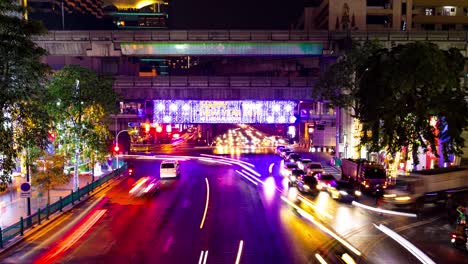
[114,145,120,152]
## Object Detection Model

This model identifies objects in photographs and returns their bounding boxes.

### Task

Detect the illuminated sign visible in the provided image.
[122,42,322,56]
[153,100,297,124]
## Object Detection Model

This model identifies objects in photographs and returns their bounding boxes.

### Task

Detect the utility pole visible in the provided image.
[73,79,80,191]
[61,0,65,30]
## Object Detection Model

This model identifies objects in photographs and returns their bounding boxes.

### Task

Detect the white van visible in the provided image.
[160,160,180,179]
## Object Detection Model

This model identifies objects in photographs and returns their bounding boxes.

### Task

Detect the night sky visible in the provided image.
[169,0,306,29]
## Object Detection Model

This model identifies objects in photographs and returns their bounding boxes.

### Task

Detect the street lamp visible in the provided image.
[115,129,128,169]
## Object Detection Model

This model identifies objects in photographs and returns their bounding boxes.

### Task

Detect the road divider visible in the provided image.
[373,224,435,264]
[352,201,417,218]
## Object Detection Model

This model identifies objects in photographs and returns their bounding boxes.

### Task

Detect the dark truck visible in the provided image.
[341,159,387,194]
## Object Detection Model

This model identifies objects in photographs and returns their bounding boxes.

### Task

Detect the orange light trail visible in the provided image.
[34,209,107,263]
[200,178,210,229]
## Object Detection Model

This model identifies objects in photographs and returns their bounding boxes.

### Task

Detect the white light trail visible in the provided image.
[373,224,435,264]
[236,170,259,186]
[281,196,362,256]
[352,201,417,218]
[315,253,328,264]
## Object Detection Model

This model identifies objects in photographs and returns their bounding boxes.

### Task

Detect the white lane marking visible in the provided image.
[235,240,244,264]
[200,178,210,229]
[373,224,435,264]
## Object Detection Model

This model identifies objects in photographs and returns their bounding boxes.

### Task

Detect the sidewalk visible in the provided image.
[0,171,112,228]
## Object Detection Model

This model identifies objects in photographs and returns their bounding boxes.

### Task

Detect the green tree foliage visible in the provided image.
[32,154,69,205]
[313,40,383,113]
[358,42,468,164]
[46,65,118,189]
[316,41,468,166]
[0,1,50,189]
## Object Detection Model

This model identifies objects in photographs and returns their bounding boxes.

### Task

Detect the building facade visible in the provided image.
[103,0,169,29]
[300,0,468,31]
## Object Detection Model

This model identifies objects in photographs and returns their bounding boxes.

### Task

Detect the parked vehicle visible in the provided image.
[383,167,468,208]
[341,159,387,194]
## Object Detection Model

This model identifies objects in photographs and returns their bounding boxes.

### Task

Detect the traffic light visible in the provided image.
[114,144,120,152]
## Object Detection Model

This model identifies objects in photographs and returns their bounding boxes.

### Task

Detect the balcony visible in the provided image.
[413,15,468,24]
[413,0,468,7]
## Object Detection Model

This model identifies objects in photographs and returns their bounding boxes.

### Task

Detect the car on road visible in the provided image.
[278,148,291,158]
[160,160,180,179]
[297,159,313,170]
[129,176,161,197]
[296,175,319,196]
[305,162,324,175]
[286,153,302,163]
[281,162,298,177]
[275,145,286,155]
[281,150,295,159]
[288,169,306,187]
[328,180,362,202]
[316,174,337,191]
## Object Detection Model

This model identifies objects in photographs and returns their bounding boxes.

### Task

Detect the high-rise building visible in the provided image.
[103,0,169,29]
[298,0,468,31]
[26,0,108,29]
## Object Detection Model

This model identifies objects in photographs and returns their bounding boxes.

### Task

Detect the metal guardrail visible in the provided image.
[113,76,317,88]
[32,30,468,42]
[0,166,127,248]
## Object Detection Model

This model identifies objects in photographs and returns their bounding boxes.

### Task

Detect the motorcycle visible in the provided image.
[451,224,468,250]
[128,164,134,176]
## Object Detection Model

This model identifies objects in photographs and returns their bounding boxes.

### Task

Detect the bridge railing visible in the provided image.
[32,30,468,42]
[113,76,318,88]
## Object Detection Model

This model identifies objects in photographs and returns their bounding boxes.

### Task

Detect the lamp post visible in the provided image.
[115,130,128,169]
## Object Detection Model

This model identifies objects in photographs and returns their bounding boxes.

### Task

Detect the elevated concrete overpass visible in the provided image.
[33,30,468,57]
[114,76,316,100]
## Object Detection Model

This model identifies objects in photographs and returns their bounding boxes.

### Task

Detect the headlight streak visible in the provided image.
[236,170,259,186]
[351,201,417,218]
[200,178,210,229]
[200,154,255,168]
[315,253,328,264]
[373,224,435,264]
[234,240,244,264]
[296,194,333,220]
[281,196,362,256]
